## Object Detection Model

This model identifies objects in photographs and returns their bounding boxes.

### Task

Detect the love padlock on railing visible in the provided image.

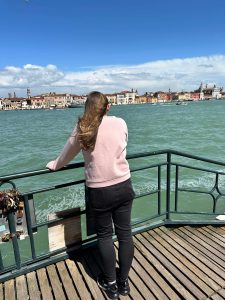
[0,181,22,216]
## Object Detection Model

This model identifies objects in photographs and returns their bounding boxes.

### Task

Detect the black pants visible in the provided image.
[87,178,135,282]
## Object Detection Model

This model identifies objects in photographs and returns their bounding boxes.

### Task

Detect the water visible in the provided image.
[1,101,225,265]
[1,101,225,211]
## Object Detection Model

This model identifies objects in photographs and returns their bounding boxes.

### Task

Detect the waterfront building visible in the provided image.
[189,92,200,101]
[136,95,147,104]
[116,89,137,104]
[43,93,73,108]
[195,83,222,100]
[105,94,117,105]
[30,96,46,108]
[178,92,191,101]
[2,97,26,110]
[72,95,87,104]
[221,91,225,99]
[0,99,3,110]
[154,91,170,103]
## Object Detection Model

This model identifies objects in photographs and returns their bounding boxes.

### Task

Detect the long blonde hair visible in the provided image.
[77,91,109,151]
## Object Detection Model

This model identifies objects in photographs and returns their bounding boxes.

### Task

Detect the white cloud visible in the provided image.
[0,55,225,96]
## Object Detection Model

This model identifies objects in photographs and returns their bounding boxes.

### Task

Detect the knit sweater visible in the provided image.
[46,115,130,188]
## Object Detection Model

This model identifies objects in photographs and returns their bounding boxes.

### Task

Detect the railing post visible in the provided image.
[8,212,21,269]
[23,194,36,259]
[175,165,179,212]
[166,151,171,221]
[0,251,4,271]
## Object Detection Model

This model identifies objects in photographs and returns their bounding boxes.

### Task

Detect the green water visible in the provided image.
[1,101,225,266]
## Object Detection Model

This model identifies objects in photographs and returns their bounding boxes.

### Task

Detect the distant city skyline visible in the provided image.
[1,0,225,97]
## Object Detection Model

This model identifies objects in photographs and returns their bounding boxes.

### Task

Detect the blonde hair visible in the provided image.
[77,91,109,151]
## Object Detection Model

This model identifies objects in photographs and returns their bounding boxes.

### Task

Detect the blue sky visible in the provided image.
[1,0,225,96]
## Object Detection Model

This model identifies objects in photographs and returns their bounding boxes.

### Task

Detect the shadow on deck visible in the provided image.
[1,225,225,300]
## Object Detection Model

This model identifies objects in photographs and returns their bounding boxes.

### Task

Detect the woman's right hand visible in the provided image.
[46,160,56,170]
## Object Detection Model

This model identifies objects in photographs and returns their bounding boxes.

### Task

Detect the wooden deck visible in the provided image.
[1,225,225,300]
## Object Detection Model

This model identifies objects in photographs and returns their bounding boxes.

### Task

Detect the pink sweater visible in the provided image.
[46,116,131,188]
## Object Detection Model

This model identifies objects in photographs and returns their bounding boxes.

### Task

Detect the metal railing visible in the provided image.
[0,149,225,281]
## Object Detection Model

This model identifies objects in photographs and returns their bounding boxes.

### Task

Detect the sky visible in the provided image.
[0,0,225,97]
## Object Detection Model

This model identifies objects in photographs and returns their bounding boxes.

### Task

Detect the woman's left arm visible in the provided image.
[46,126,81,171]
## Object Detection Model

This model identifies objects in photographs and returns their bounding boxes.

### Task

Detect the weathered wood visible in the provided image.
[26,271,41,300]
[150,228,214,297]
[0,283,3,300]
[46,264,66,300]
[121,239,179,300]
[134,234,196,300]
[16,275,29,300]
[48,207,81,252]
[206,226,225,243]
[174,227,225,278]
[210,293,225,300]
[4,279,15,300]
[1,225,225,300]
[66,258,92,300]
[36,268,53,300]
[91,246,140,300]
[76,255,105,300]
[178,227,225,268]
[156,227,220,292]
[142,231,205,299]
[218,288,225,298]
[115,242,165,300]
[56,260,79,299]
[186,226,225,256]
[206,225,225,240]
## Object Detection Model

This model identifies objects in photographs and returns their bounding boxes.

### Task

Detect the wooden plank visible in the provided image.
[124,240,180,300]
[16,275,29,300]
[156,227,221,292]
[113,244,156,300]
[186,226,225,256]
[220,226,225,232]
[199,226,225,247]
[206,226,225,242]
[210,293,225,300]
[66,259,92,300]
[218,288,225,298]
[36,268,53,300]
[26,271,41,300]
[0,283,3,300]
[4,279,15,300]
[95,246,144,299]
[46,264,66,300]
[85,248,130,300]
[150,228,215,297]
[175,227,225,274]
[48,207,81,252]
[91,246,140,300]
[165,226,225,284]
[142,231,206,299]
[133,234,196,300]
[114,241,171,300]
[179,227,225,267]
[56,261,79,300]
[76,255,106,300]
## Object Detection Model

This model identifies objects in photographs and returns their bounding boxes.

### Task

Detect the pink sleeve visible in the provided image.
[46,126,81,170]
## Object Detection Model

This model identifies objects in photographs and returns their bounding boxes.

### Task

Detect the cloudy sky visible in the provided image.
[1,0,225,96]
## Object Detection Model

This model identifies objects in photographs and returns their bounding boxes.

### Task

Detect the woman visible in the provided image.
[46,91,135,299]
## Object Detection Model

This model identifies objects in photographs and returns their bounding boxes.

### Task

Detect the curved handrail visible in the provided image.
[1,149,225,182]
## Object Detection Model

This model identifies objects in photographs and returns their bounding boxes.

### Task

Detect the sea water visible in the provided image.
[1,101,225,264]
[1,101,225,217]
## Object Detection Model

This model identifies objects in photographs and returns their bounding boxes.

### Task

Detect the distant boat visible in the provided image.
[68,103,84,108]
[176,102,188,106]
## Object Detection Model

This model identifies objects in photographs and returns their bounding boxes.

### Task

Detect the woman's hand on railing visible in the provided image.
[46,160,57,171]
